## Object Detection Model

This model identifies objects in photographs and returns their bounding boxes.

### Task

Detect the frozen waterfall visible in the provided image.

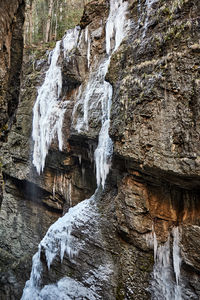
[22,0,129,299]
[94,0,129,188]
[21,194,101,300]
[32,27,80,174]
[74,0,129,188]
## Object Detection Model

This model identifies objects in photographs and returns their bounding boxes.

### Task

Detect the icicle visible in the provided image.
[52,175,56,199]
[148,227,183,300]
[85,27,91,68]
[172,227,182,300]
[172,227,181,285]
[153,231,158,261]
[94,119,113,188]
[151,234,173,300]
[82,166,85,179]
[66,178,72,207]
[145,226,157,261]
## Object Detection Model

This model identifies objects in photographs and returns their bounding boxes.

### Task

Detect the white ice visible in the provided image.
[21,194,98,299]
[32,27,80,174]
[74,0,129,187]
[147,227,183,300]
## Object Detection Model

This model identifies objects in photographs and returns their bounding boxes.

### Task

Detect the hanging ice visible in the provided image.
[106,0,129,54]
[93,69,113,188]
[32,27,80,174]
[63,26,80,59]
[94,0,129,188]
[85,27,91,68]
[32,40,63,174]
[147,227,182,300]
[73,0,129,187]
[172,227,182,298]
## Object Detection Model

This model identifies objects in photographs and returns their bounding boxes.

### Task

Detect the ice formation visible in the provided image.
[32,27,80,174]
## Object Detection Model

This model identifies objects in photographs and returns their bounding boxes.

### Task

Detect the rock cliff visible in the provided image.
[0,0,200,299]
[0,0,25,214]
[0,0,25,142]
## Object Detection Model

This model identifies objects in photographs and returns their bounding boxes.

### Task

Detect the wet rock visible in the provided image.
[80,0,109,29]
[0,178,59,299]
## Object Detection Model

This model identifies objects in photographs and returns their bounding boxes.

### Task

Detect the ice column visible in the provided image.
[173,227,182,299]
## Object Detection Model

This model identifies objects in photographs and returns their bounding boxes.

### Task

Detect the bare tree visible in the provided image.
[45,0,54,43]
[24,0,34,45]
[29,0,34,44]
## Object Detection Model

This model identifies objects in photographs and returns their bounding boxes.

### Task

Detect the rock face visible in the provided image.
[109,0,200,186]
[0,0,25,142]
[0,0,200,299]
[0,0,25,211]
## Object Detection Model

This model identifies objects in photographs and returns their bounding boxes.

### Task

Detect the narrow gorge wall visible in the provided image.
[0,0,25,141]
[0,0,200,299]
[0,0,25,218]
[0,0,26,298]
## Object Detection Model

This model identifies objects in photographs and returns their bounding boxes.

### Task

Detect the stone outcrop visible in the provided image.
[0,0,200,299]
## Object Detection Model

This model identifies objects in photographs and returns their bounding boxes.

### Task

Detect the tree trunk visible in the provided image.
[54,0,58,41]
[45,0,54,43]
[29,0,33,44]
